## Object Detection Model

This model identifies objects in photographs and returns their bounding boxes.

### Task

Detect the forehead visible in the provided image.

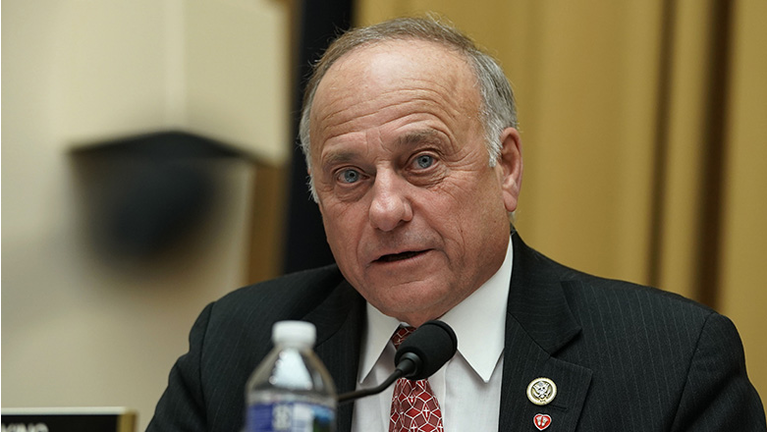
[309,39,481,149]
[330,38,471,78]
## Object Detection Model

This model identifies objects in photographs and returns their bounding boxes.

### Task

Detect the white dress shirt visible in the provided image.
[350,237,513,432]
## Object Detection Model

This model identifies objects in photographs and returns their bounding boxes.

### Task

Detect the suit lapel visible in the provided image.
[499,235,593,432]
[305,280,366,432]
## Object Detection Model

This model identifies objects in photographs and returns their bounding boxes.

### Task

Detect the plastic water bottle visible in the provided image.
[245,321,337,432]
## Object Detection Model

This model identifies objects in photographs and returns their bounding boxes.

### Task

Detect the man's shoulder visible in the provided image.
[561,267,715,321]
[228,263,345,298]
[206,263,351,324]
[516,237,716,328]
[550,262,722,347]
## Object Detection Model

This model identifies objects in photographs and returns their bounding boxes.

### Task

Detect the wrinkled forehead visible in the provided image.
[308,39,482,144]
[317,39,477,99]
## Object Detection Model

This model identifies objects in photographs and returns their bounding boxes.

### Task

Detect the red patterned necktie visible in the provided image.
[389,326,445,432]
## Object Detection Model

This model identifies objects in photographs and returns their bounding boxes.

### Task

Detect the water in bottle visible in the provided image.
[245,320,337,432]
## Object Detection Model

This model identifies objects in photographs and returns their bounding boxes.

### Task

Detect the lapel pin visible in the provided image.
[533,413,552,431]
[526,377,557,406]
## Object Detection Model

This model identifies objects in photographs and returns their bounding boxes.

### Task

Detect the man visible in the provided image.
[148,17,765,431]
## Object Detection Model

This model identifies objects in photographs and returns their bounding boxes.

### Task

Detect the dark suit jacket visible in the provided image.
[147,234,765,431]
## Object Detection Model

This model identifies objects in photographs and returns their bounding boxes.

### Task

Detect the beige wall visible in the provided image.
[2,1,289,430]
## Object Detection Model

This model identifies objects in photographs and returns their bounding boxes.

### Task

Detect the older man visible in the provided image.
[148,17,764,432]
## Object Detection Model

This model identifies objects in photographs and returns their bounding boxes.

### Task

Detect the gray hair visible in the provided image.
[299,16,518,201]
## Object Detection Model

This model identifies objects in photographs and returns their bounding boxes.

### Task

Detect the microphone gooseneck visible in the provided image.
[337,320,457,405]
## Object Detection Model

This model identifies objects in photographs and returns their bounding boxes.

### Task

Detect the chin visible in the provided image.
[375,285,452,320]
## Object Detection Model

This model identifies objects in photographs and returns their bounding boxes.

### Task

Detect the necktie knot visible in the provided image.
[391,326,415,350]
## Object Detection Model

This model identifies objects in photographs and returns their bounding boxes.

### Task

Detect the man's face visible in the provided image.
[309,40,522,326]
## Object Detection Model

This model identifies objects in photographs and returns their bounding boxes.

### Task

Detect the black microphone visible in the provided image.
[337,320,457,405]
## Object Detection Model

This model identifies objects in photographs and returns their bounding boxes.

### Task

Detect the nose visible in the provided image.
[368,171,413,232]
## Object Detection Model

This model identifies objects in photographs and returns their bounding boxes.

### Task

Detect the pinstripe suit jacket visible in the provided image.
[147,234,765,431]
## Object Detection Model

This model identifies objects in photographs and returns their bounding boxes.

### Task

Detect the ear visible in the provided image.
[496,127,523,212]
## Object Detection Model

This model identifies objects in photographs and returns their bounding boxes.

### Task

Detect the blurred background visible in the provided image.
[2,0,764,430]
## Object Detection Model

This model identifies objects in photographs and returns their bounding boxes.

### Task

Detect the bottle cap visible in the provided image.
[272,321,316,347]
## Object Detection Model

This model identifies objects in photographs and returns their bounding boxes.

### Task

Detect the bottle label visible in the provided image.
[247,402,334,432]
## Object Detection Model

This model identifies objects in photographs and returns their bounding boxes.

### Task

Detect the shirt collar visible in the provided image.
[359,236,513,383]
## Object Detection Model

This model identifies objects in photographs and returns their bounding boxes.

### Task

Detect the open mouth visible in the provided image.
[376,250,425,263]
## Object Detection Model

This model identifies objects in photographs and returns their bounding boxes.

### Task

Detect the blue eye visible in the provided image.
[415,154,434,169]
[339,169,360,184]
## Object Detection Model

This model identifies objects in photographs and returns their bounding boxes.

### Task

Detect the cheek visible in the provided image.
[320,201,365,256]
[427,171,497,220]
[433,173,507,241]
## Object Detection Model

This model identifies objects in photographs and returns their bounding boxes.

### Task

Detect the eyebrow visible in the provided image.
[320,151,357,172]
[319,129,444,172]
[396,129,442,147]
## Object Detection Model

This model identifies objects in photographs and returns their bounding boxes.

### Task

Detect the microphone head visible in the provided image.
[394,320,458,380]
